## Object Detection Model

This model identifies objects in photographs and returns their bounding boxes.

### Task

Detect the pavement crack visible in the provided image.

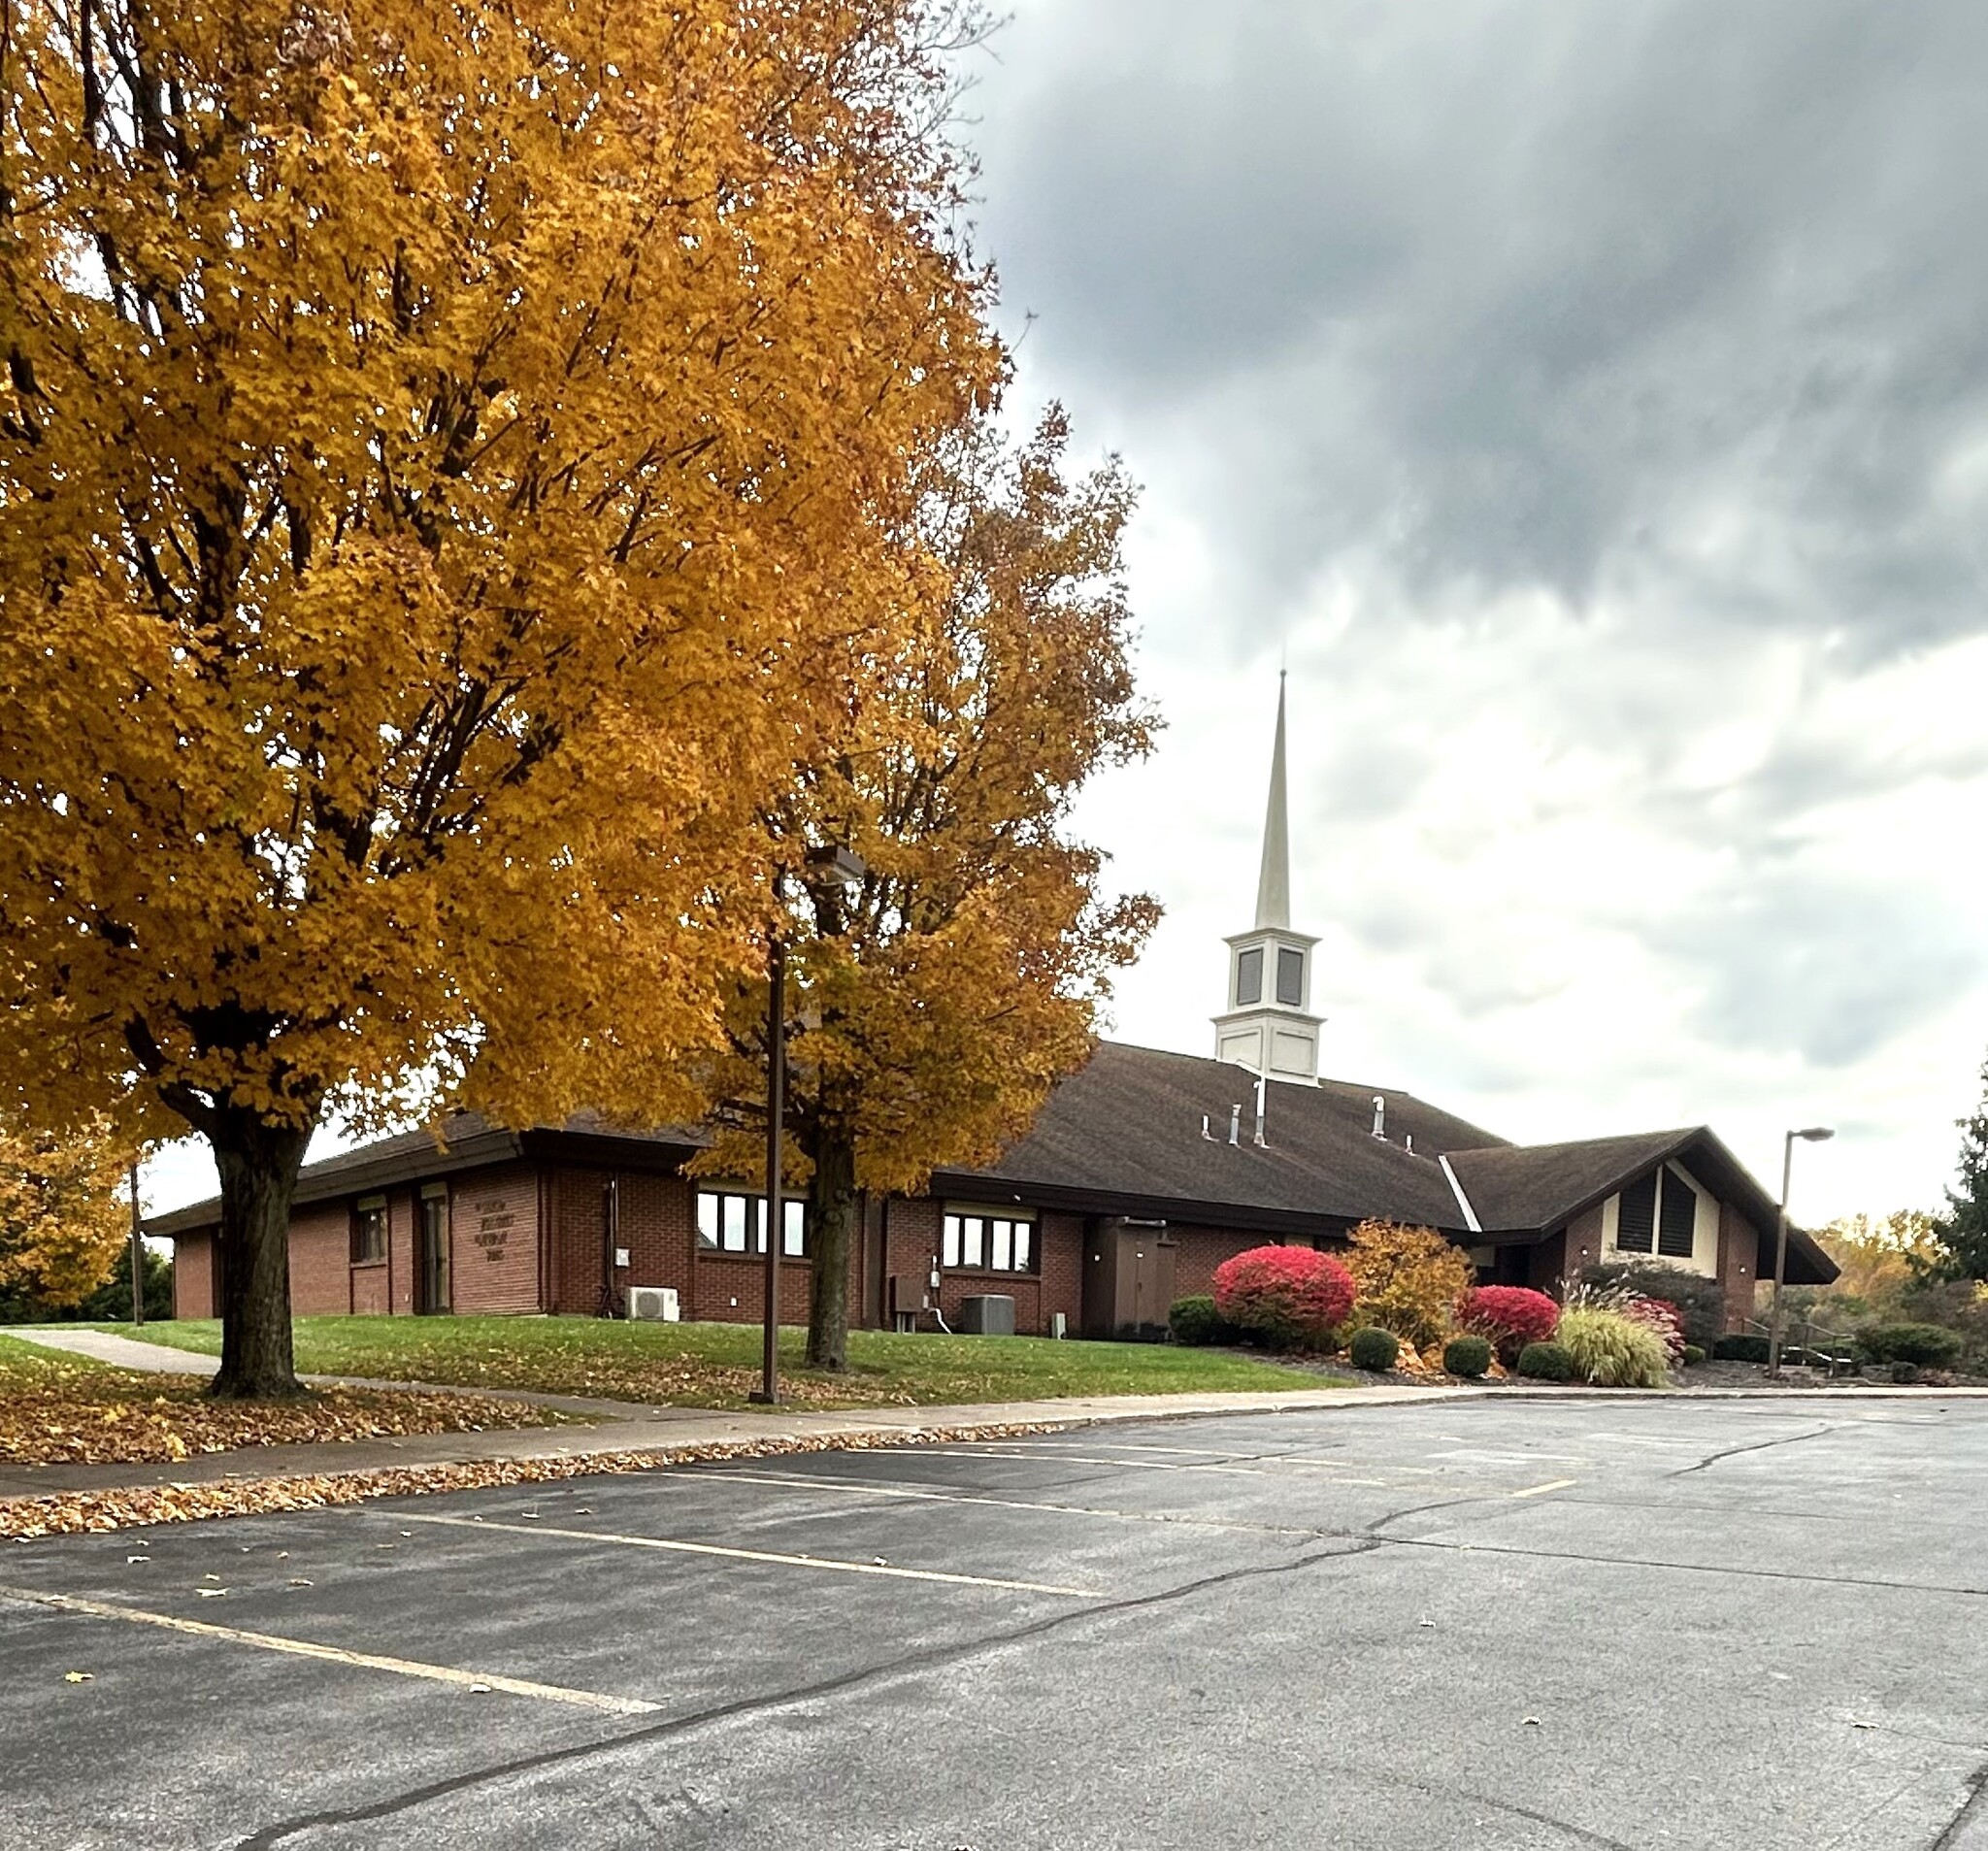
[1672,1421,1837,1475]
[227,1537,1383,1849]
[1932,1762,1988,1851]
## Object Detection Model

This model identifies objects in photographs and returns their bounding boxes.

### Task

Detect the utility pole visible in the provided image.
[127,1155,145,1327]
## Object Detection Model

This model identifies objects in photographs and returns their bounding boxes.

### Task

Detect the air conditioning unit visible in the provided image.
[625,1286,680,1322]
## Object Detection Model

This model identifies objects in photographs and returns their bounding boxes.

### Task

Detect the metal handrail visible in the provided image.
[1743,1313,1859,1376]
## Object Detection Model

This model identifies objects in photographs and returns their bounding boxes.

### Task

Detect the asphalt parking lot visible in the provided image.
[4,1395,1986,1851]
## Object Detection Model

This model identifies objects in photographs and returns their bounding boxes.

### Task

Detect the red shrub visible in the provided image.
[1212,1245,1357,1349]
[1623,1295,1686,1363]
[1461,1285,1560,1363]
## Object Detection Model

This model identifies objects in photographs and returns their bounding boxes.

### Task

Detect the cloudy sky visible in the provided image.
[145,0,1986,1227]
[961,0,1988,1226]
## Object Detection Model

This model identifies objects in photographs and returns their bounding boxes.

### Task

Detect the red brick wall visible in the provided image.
[174,1230,215,1319]
[1717,1200,1759,1332]
[291,1203,356,1314]
[449,1164,544,1314]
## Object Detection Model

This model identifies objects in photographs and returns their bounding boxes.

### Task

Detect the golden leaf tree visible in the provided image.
[0,1116,134,1310]
[1342,1218,1474,1352]
[699,407,1159,1370]
[0,0,1000,1395]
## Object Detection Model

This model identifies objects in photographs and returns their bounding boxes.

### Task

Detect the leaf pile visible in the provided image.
[0,1374,558,1467]
[0,1422,1068,1538]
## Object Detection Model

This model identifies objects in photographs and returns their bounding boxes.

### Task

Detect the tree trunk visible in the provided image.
[208,1114,314,1399]
[806,1123,858,1371]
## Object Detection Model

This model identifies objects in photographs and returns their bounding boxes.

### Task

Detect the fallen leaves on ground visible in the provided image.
[0,1423,1067,1538]
[0,1375,559,1467]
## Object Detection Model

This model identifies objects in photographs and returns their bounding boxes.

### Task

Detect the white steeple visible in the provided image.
[1213,675,1322,1084]
[1254,674,1292,930]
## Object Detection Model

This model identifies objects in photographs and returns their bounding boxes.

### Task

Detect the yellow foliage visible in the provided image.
[0,1,1004,1381]
[1342,1219,1474,1351]
[697,407,1159,1199]
[0,1119,133,1308]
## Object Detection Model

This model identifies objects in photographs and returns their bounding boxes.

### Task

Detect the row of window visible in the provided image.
[1236,943,1306,1008]
[351,1189,1037,1273]
[695,1189,808,1257]
[1615,1166,1699,1260]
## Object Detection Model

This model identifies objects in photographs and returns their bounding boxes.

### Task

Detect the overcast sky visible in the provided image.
[963,0,1988,1226]
[146,0,1986,1227]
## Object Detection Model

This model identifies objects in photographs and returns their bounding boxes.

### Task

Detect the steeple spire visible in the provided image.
[1254,673,1290,929]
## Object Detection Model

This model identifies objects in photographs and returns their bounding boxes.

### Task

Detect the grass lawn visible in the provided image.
[121,1316,1341,1408]
[0,1329,559,1468]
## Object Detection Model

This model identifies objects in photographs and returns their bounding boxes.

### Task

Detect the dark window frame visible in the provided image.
[350,1196,388,1267]
[941,1206,1039,1276]
[694,1187,808,1258]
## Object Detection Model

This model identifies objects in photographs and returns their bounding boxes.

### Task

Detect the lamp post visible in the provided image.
[127,1154,145,1328]
[749,843,868,1406]
[1767,1125,1834,1379]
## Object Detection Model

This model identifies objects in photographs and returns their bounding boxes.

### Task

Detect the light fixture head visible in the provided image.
[804,843,868,889]
[1794,1126,1836,1143]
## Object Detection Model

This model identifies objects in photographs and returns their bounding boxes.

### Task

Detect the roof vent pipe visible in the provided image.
[1228,1104,1242,1147]
[1405,1133,1414,1155]
[1253,1074,1267,1148]
[1200,1113,1213,1141]
[1372,1095,1386,1140]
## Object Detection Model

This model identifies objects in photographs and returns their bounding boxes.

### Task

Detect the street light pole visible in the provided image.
[746,844,868,1407]
[750,878,787,1406]
[1767,1125,1834,1379]
[128,1155,145,1328]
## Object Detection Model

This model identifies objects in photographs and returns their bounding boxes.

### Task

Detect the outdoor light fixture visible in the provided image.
[751,843,870,1406]
[1767,1126,1835,1380]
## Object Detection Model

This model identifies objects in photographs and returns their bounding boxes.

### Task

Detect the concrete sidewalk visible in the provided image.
[7,1328,221,1373]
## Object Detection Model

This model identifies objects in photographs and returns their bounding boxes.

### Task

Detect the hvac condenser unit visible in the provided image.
[625,1286,680,1323]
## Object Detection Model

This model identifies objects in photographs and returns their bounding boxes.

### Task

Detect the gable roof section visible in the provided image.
[1446,1127,1838,1285]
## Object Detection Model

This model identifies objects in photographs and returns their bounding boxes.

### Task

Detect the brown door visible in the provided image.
[417,1193,450,1314]
[1081,1220,1116,1338]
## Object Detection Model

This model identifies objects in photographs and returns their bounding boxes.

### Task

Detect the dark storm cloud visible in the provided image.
[977,0,1988,651]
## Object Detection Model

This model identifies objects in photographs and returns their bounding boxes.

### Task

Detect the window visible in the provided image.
[1657,1166,1699,1259]
[350,1195,387,1266]
[1613,1167,1701,1262]
[1276,945,1305,1008]
[1614,1174,1656,1253]
[941,1206,1038,1273]
[695,1189,807,1256]
[1235,946,1263,1006]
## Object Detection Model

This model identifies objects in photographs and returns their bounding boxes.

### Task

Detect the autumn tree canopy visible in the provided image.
[0,0,1001,1394]
[697,407,1158,1370]
[0,1116,134,1311]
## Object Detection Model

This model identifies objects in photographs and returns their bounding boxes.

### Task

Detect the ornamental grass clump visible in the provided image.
[1555,1295,1672,1389]
[1211,1247,1356,1350]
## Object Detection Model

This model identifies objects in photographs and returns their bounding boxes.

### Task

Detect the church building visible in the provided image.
[155,684,1836,1336]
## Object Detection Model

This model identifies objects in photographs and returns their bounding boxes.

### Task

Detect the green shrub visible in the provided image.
[1579,1261,1726,1350]
[1857,1323,1964,1368]
[1891,1361,1921,1385]
[1680,1343,1706,1367]
[1711,1334,1771,1364]
[1515,1340,1575,1382]
[1557,1305,1672,1388]
[1441,1334,1492,1378]
[1168,1296,1231,1346]
[1348,1326,1400,1372]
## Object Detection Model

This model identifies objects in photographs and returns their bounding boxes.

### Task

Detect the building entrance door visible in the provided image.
[417,1190,450,1313]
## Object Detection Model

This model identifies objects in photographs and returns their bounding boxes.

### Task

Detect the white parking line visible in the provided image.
[704,1468,1323,1537]
[405,1515,1105,1599]
[1508,1478,1579,1499]
[0,1585,661,1715]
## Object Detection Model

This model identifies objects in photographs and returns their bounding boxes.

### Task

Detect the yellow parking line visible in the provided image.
[0,1585,660,1715]
[1508,1478,1579,1499]
[406,1514,1104,1599]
